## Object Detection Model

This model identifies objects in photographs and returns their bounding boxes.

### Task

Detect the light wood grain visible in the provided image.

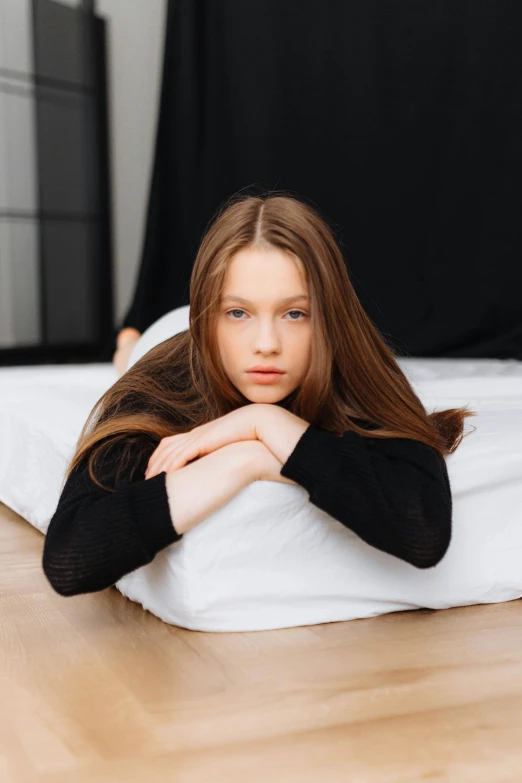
[1,500,522,783]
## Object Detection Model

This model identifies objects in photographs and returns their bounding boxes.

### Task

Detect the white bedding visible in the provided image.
[1,356,521,631]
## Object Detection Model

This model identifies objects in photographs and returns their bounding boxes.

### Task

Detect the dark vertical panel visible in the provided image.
[92,16,115,347]
[41,221,100,344]
[35,85,96,215]
[32,0,95,345]
[29,0,111,354]
[32,0,93,88]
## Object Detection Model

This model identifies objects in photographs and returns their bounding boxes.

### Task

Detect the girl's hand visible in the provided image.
[144,404,269,479]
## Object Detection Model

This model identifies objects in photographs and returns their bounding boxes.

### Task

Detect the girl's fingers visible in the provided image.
[148,456,173,478]
[147,445,187,478]
[148,459,179,479]
[147,442,181,474]
[146,432,209,478]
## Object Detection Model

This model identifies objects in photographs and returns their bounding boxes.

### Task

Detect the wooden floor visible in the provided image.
[2,502,522,783]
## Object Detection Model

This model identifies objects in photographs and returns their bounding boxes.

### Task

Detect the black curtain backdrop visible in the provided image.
[122,0,522,359]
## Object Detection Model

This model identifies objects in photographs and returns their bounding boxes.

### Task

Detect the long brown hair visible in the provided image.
[68,190,476,491]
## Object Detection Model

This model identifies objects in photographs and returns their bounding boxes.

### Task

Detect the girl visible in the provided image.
[42,191,475,597]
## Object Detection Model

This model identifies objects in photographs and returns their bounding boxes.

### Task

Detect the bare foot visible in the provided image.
[113,327,141,377]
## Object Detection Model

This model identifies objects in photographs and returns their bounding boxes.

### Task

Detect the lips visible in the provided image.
[247,368,284,373]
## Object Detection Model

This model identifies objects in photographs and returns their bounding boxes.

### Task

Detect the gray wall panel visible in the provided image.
[0,218,40,347]
[0,218,15,346]
[0,0,34,74]
[0,85,38,213]
[0,1,111,357]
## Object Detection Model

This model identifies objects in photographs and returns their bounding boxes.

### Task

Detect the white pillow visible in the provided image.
[115,407,522,631]
[2,327,522,631]
[0,364,118,532]
[126,305,190,370]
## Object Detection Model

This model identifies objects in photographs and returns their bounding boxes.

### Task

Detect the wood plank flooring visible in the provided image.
[1,500,522,783]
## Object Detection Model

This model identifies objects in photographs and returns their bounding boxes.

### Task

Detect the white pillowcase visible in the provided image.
[115,406,522,631]
[2,309,522,631]
[126,305,190,370]
[0,364,118,533]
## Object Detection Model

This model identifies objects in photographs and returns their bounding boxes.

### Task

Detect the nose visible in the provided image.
[252,317,282,354]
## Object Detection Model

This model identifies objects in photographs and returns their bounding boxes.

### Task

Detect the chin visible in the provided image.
[239,388,283,404]
[246,393,283,404]
[235,378,299,405]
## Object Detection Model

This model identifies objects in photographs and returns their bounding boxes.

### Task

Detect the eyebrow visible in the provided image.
[221,294,310,304]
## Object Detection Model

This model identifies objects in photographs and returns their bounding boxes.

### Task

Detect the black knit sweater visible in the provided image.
[42,421,452,596]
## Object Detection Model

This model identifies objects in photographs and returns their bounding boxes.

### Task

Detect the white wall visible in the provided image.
[96,0,166,327]
[57,0,166,328]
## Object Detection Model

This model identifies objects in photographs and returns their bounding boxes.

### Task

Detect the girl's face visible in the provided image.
[216,246,313,404]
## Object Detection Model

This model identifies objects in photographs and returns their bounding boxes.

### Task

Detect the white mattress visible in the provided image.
[1,357,521,631]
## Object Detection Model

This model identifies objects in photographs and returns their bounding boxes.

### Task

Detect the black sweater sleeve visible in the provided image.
[42,438,183,597]
[279,423,452,569]
[43,421,452,597]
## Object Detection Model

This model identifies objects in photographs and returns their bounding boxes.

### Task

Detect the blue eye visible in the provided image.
[226,309,307,321]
